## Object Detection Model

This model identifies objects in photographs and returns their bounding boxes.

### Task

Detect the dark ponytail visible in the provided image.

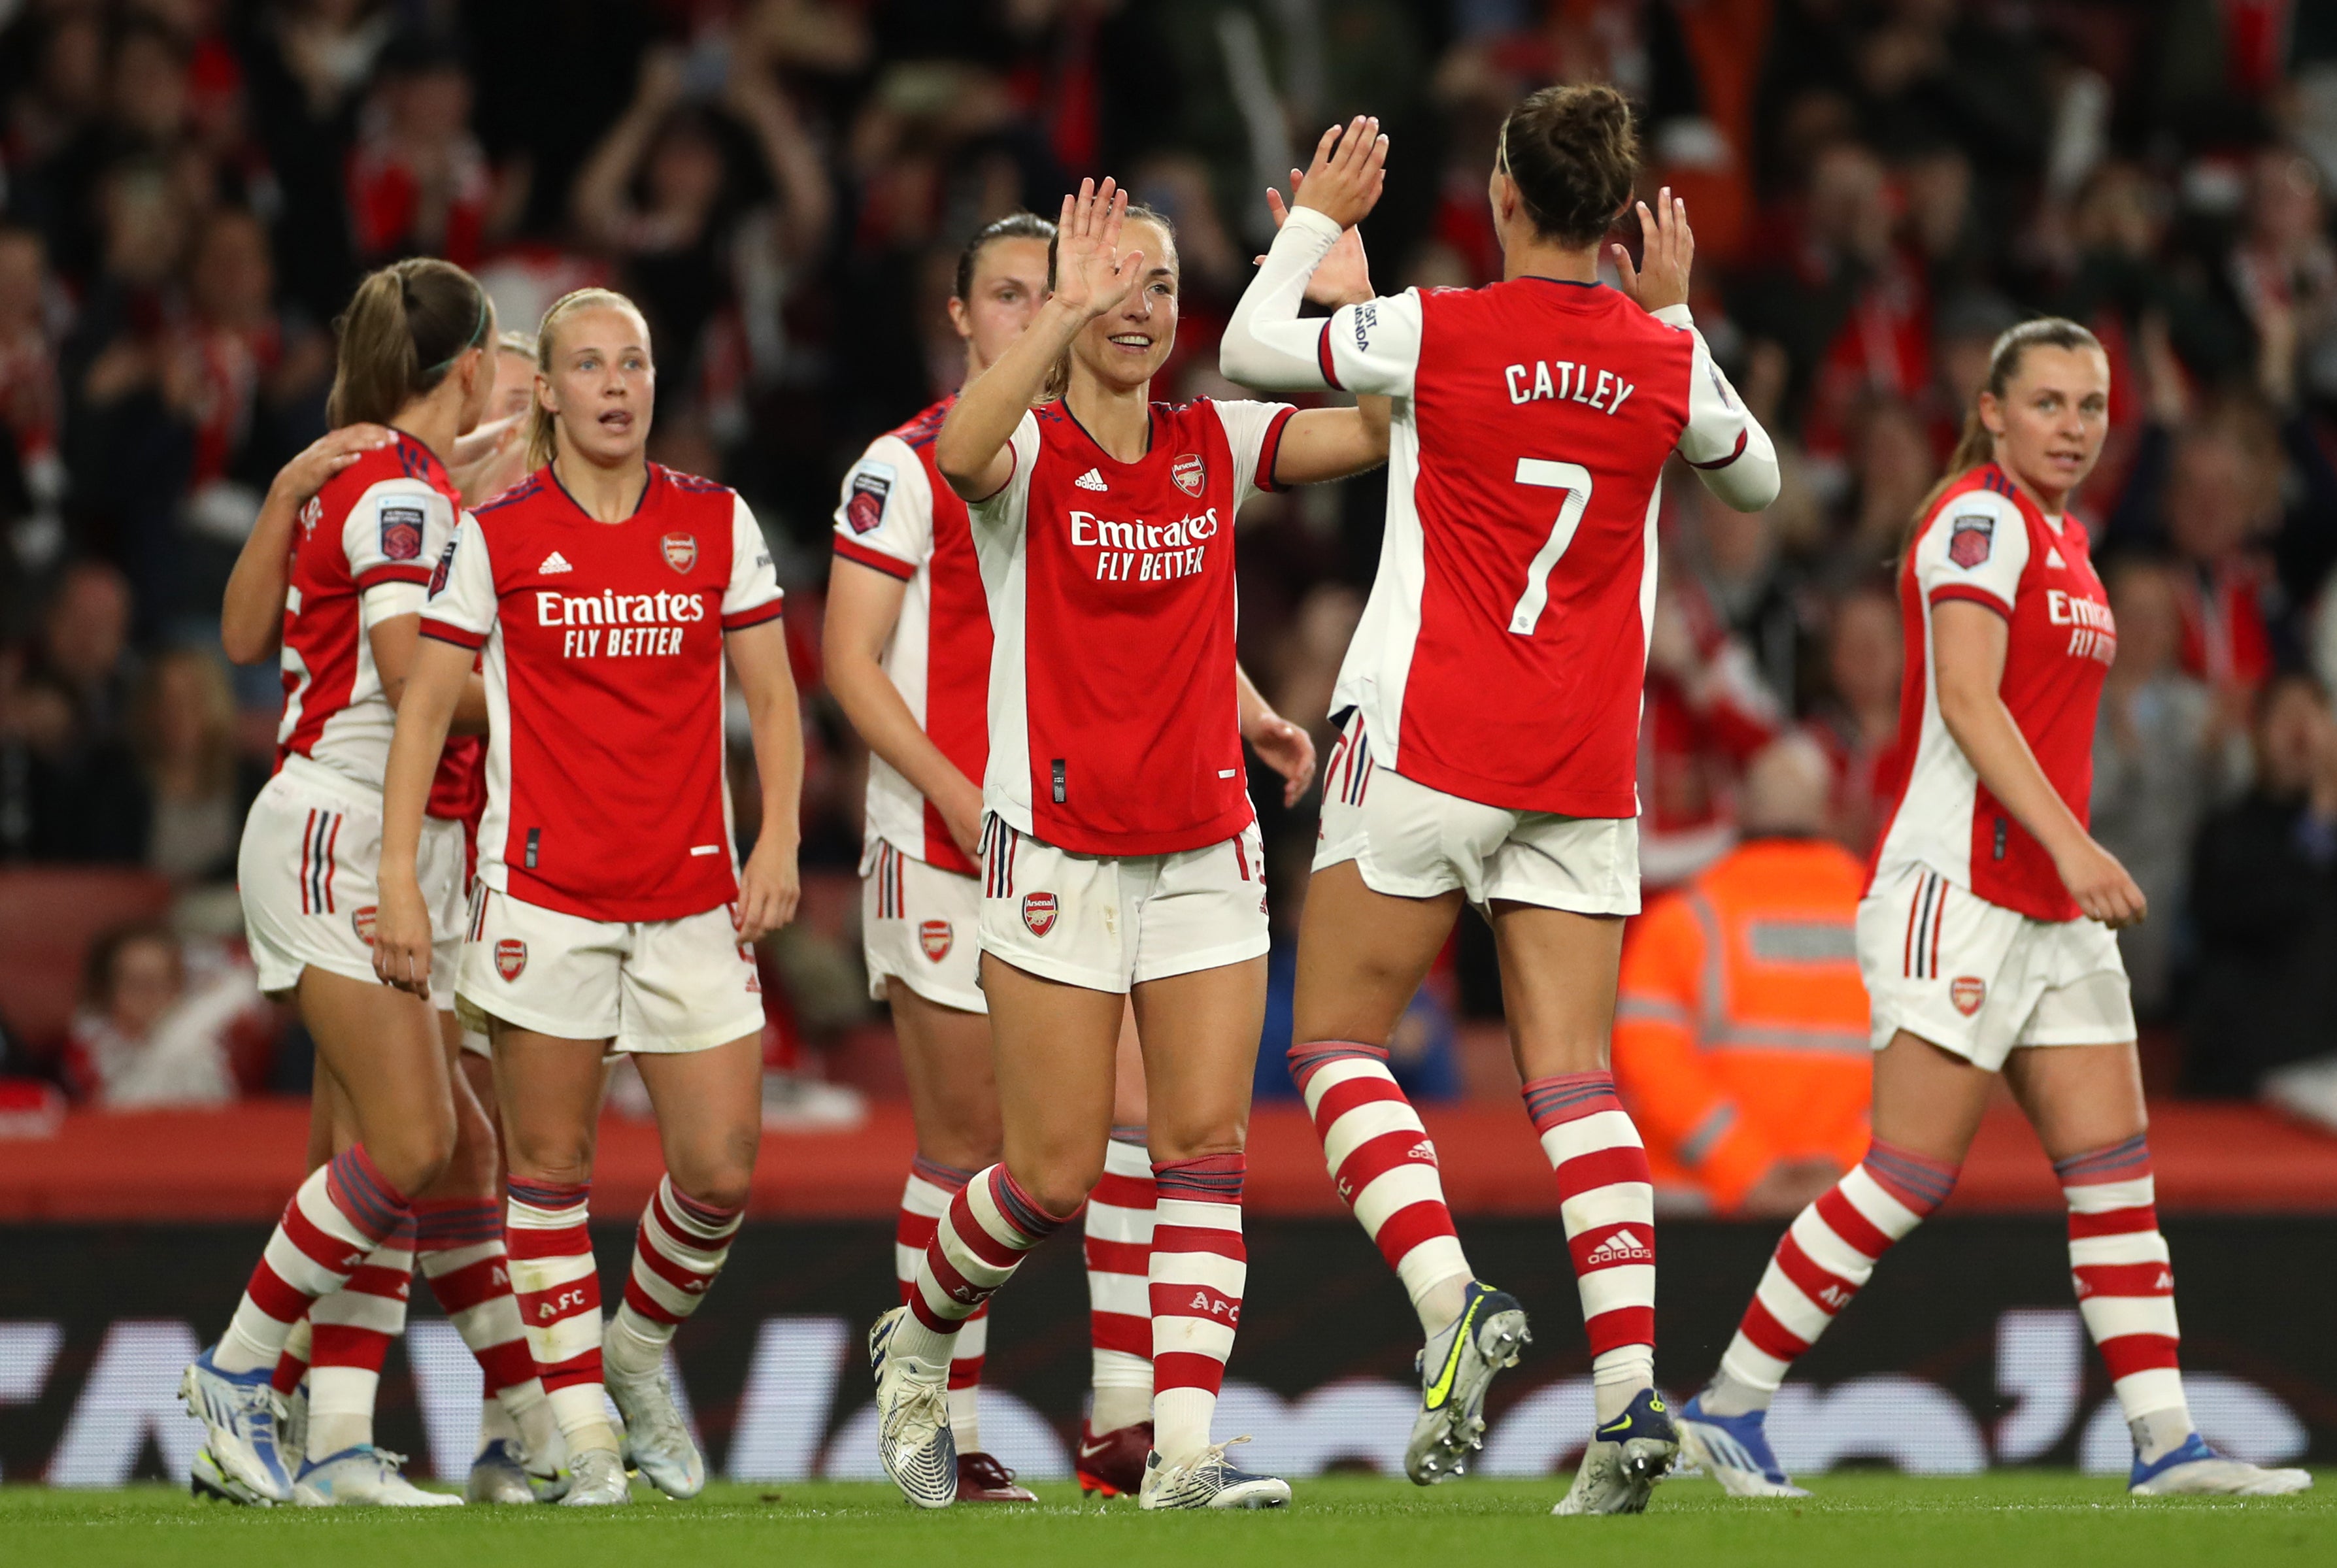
[326,258,494,428]
[1904,316,2104,556]
[1497,83,1640,248]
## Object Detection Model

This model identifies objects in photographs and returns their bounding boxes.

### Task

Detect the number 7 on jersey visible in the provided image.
[1507,459,1593,636]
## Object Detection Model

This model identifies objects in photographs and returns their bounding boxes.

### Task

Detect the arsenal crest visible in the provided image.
[661,532,698,573]
[1171,453,1206,497]
[1950,975,1987,1016]
[495,939,528,982]
[1020,892,1058,937]
[352,905,377,946]
[919,920,953,961]
[1947,513,1993,569]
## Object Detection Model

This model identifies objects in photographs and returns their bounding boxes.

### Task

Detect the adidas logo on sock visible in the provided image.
[1407,1138,1438,1165]
[1075,468,1108,492]
[1586,1227,1655,1265]
[539,550,573,574]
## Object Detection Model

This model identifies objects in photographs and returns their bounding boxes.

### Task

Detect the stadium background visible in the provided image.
[4,0,2337,1488]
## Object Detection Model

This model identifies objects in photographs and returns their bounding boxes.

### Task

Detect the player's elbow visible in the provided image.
[220,624,273,667]
[1218,333,1268,388]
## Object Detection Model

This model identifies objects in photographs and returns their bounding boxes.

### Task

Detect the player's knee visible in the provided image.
[375,1116,457,1198]
[669,1128,758,1214]
[1020,1161,1100,1222]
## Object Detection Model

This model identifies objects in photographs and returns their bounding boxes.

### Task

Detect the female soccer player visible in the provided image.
[1671,319,2312,1501]
[1219,94,1779,1514]
[186,258,563,1507]
[371,287,804,1507]
[869,178,1375,1512]
[212,315,559,1510]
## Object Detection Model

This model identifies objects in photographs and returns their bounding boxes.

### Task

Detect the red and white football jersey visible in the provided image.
[420,464,786,922]
[972,398,1293,856]
[277,434,458,791]
[1313,282,1764,818]
[1872,465,2115,922]
[831,397,990,876]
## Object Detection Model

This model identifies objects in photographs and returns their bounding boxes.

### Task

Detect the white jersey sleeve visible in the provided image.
[1219,205,1424,397]
[420,514,497,646]
[1913,488,2030,614]
[832,433,934,578]
[966,410,1041,536]
[1211,399,1298,499]
[722,495,786,629]
[347,476,452,629]
[1318,290,1426,399]
[1653,304,1781,512]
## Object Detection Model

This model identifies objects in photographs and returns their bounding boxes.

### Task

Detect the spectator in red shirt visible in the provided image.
[346,33,492,267]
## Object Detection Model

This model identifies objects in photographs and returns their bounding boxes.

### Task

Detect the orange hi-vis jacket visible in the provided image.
[1611,836,1874,1211]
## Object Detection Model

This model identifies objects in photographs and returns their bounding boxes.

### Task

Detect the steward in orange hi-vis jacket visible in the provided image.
[1611,737,1874,1213]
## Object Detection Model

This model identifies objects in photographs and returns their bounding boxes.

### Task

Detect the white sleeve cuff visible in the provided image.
[1653,303,1696,329]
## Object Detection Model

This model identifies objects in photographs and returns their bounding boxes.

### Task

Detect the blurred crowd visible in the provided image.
[5,1,2337,1121]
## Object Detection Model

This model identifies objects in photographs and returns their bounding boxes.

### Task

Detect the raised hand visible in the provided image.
[1051,177,1145,322]
[1291,116,1387,230]
[1613,186,1694,314]
[1260,171,1375,309]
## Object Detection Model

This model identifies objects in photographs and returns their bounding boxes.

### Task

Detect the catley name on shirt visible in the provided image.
[1502,358,1637,414]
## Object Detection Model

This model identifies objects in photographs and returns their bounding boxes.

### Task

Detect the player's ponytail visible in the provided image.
[328,258,494,428]
[528,287,650,471]
[1902,316,2103,559]
[1497,83,1639,248]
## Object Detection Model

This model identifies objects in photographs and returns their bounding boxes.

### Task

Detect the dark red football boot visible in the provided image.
[956,1451,1037,1502]
[1075,1420,1152,1498]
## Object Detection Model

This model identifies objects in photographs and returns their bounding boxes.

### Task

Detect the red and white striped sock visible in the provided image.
[216,1146,413,1375]
[2057,1135,2193,1450]
[1150,1153,1246,1466]
[607,1176,743,1382]
[894,1163,1064,1368]
[1085,1129,1155,1433]
[505,1176,611,1448]
[1711,1139,1959,1410]
[1292,1041,1471,1333]
[1523,1073,1658,1421]
[270,1316,311,1399]
[414,1198,558,1462]
[307,1220,415,1461]
[892,1158,992,1450]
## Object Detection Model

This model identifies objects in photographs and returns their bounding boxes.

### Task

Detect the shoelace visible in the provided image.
[883,1376,949,1440]
[960,1452,1020,1486]
[1177,1435,1256,1487]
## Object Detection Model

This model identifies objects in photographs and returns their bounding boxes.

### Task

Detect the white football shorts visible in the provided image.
[1313,715,1639,916]
[978,816,1270,994]
[457,885,765,1054]
[1858,861,2135,1071]
[240,757,467,1012]
[862,837,984,1014]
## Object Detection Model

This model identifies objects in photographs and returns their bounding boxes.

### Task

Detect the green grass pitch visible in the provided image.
[1,1475,2330,1568]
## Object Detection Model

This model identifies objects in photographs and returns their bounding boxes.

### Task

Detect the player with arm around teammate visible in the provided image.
[1219,92,1779,1514]
[371,287,805,1506]
[1672,318,2312,1502]
[184,259,569,1507]
[867,178,1377,1512]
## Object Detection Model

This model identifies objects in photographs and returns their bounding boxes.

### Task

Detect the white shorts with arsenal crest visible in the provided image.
[862,839,984,1013]
[239,757,467,1012]
[456,886,765,1054]
[1856,862,2134,1072]
[977,816,1270,994]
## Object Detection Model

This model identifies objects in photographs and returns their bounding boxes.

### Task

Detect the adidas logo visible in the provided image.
[1587,1227,1655,1265]
[1408,1138,1438,1165]
[2045,547,2066,568]
[1075,468,1108,492]
[539,550,573,574]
